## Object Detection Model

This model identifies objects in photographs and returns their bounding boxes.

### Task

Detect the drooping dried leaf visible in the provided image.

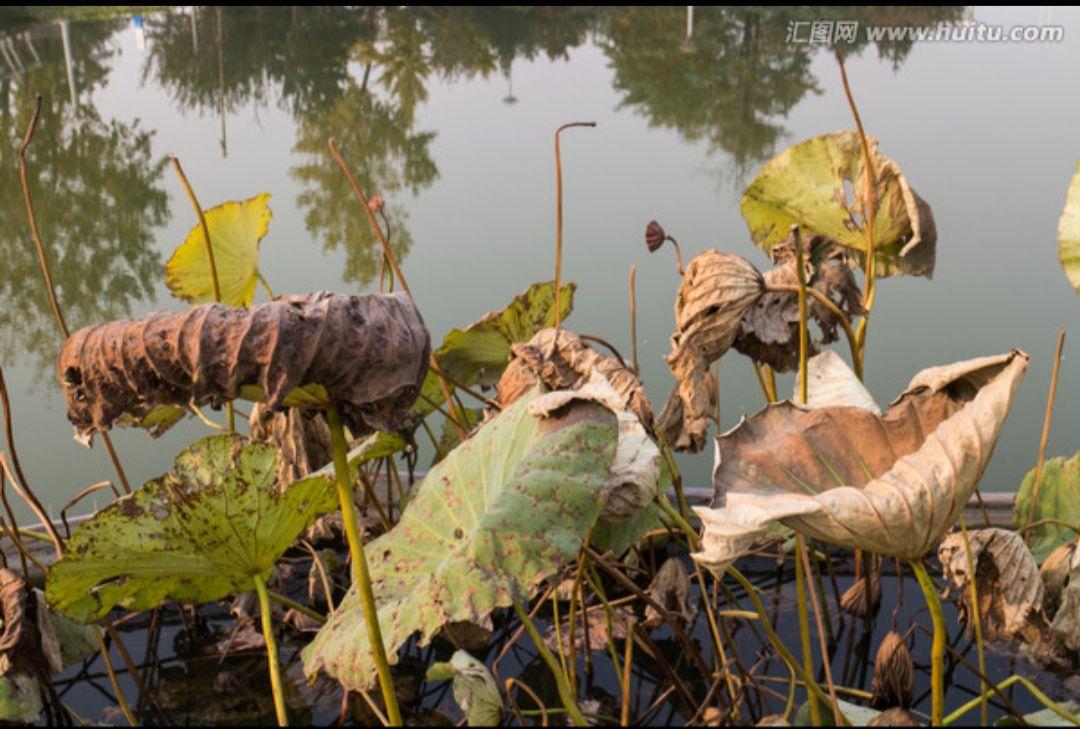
[425,650,503,727]
[165,193,272,307]
[643,557,698,630]
[249,404,332,489]
[302,388,618,692]
[1059,160,1080,294]
[939,528,1050,644]
[693,351,1028,573]
[1051,542,1080,651]
[528,372,660,524]
[57,291,430,441]
[45,435,338,623]
[871,631,914,709]
[1014,451,1080,563]
[656,251,763,451]
[741,131,937,278]
[499,328,653,429]
[1041,540,1077,617]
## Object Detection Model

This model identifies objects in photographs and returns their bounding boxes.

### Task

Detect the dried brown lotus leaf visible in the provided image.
[871,631,914,709]
[643,557,698,630]
[938,527,1050,644]
[657,251,763,452]
[693,351,1028,573]
[1051,541,1080,651]
[249,404,332,489]
[1041,540,1077,617]
[497,328,652,428]
[543,604,632,654]
[57,291,430,440]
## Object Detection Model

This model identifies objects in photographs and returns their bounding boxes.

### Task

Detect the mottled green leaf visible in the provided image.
[996,701,1080,726]
[1015,451,1080,563]
[1058,161,1080,294]
[165,193,272,307]
[46,435,337,623]
[435,406,482,464]
[302,387,617,691]
[425,650,503,726]
[0,675,40,723]
[741,131,936,278]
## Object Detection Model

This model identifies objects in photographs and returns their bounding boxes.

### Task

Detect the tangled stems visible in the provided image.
[909,559,945,725]
[253,574,288,726]
[511,599,587,726]
[326,405,402,726]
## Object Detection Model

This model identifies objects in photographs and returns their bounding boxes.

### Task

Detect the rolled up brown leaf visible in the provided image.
[694,350,1029,572]
[57,291,430,440]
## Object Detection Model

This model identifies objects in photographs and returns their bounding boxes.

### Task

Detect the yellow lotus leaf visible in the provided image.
[165,193,272,307]
[693,349,1028,573]
[1059,160,1080,294]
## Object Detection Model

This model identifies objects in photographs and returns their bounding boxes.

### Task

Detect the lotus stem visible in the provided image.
[266,589,325,624]
[628,265,639,374]
[171,156,234,432]
[942,673,1080,726]
[553,121,596,329]
[794,536,822,725]
[909,558,945,725]
[92,625,136,727]
[326,405,401,726]
[511,598,587,727]
[958,519,988,725]
[18,95,131,492]
[1026,329,1065,530]
[253,573,288,726]
[793,227,810,405]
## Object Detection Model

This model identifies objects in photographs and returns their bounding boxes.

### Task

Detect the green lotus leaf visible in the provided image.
[413,281,576,419]
[165,193,272,307]
[46,434,337,623]
[1014,451,1080,563]
[741,131,936,278]
[1058,161,1080,294]
[302,386,617,691]
[425,650,503,726]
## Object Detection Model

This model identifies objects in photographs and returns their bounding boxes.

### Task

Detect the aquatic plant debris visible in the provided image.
[1014,450,1080,563]
[741,130,937,278]
[1059,160,1080,293]
[56,291,431,441]
[693,350,1028,573]
[425,650,503,726]
[165,192,273,307]
[302,387,619,692]
[45,435,338,623]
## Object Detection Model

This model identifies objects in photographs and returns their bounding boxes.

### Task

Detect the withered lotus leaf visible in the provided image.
[498,328,653,429]
[57,291,431,440]
[656,251,762,452]
[693,350,1028,573]
[938,528,1049,644]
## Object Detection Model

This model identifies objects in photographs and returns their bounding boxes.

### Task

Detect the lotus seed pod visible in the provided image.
[841,571,882,619]
[871,631,915,709]
[645,219,666,252]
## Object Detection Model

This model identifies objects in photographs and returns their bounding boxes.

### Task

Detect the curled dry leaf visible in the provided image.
[499,328,653,428]
[528,372,660,524]
[741,131,937,279]
[1059,160,1080,294]
[543,604,632,653]
[657,245,864,452]
[1051,541,1080,651]
[249,404,332,489]
[871,631,915,709]
[643,557,698,630]
[57,291,431,441]
[656,251,763,452]
[426,650,503,727]
[1041,540,1077,618]
[938,527,1050,644]
[693,350,1028,573]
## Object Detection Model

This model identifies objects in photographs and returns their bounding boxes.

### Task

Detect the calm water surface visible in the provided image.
[0,6,1077,523]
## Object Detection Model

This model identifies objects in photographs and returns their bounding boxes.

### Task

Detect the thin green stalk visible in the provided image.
[793,226,809,405]
[957,519,988,725]
[943,673,1080,726]
[92,625,135,727]
[909,559,945,725]
[327,405,401,725]
[512,598,587,727]
[794,536,822,726]
[253,573,288,727]
[267,589,325,624]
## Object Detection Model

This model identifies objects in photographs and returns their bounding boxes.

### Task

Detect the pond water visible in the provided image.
[0,6,1078,523]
